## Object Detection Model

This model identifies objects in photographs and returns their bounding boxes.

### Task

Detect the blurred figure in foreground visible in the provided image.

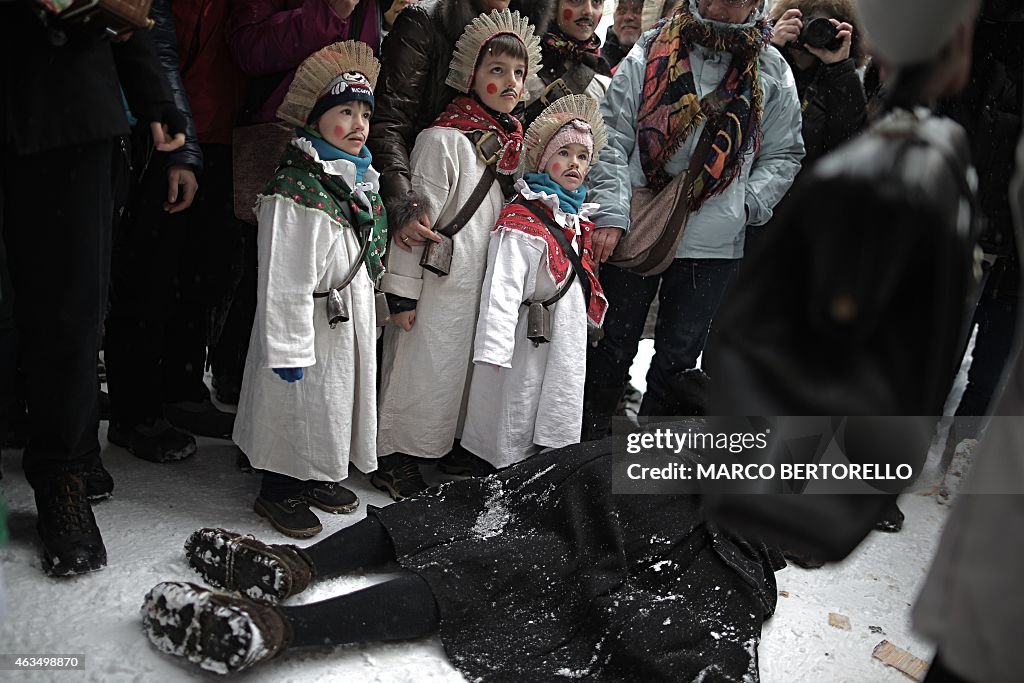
[707,0,984,562]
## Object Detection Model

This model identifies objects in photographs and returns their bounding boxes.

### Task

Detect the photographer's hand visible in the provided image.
[771,8,802,47]
[806,19,853,64]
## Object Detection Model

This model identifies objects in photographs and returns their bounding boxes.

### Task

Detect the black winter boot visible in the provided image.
[142,581,291,674]
[84,458,114,502]
[581,384,625,441]
[300,480,358,513]
[639,368,710,419]
[34,467,108,577]
[107,418,196,463]
[253,496,322,539]
[371,454,428,501]
[184,528,315,604]
[437,443,496,477]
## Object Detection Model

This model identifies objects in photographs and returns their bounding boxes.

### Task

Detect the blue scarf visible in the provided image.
[523,172,587,215]
[297,127,373,182]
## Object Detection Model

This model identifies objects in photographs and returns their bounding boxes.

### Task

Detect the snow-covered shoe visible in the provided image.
[184,528,314,604]
[141,581,290,674]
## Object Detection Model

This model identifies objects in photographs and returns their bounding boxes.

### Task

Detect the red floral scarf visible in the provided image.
[431,96,525,175]
[493,196,607,326]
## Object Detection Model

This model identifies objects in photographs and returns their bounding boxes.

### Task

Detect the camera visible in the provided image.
[794,16,842,52]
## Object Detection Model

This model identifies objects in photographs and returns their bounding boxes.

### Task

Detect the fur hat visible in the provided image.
[445,9,543,96]
[278,41,380,128]
[525,94,608,171]
[857,0,978,65]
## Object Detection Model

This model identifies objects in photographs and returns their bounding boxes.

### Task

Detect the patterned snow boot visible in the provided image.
[183,528,315,604]
[142,581,291,674]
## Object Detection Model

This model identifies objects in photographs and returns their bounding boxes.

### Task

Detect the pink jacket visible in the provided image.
[228,0,381,123]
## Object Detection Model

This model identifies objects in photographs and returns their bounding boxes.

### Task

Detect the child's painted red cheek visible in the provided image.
[486,83,498,94]
[551,163,562,173]
[333,125,346,138]
[562,9,574,21]
[593,11,603,24]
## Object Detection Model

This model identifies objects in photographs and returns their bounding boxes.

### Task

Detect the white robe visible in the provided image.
[377,127,507,458]
[460,183,598,469]
[233,138,379,482]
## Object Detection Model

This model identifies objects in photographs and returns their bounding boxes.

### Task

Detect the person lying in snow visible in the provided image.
[141,418,784,680]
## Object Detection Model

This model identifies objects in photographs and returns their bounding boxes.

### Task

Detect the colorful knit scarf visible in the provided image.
[541,27,610,76]
[266,144,387,281]
[431,95,525,174]
[495,196,607,326]
[637,5,772,204]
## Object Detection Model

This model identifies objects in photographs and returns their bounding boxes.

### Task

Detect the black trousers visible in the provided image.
[280,516,441,648]
[104,132,215,427]
[583,259,737,439]
[1,140,112,486]
[955,260,1019,432]
[0,230,15,448]
[208,208,257,391]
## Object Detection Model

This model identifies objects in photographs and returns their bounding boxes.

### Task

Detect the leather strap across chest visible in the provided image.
[511,198,592,309]
[434,131,513,238]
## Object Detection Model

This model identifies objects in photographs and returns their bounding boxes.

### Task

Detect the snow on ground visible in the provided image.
[1,437,464,683]
[0,434,956,683]
[761,489,948,683]
[0,338,970,681]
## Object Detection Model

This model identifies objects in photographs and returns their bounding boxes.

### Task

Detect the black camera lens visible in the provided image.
[799,17,842,51]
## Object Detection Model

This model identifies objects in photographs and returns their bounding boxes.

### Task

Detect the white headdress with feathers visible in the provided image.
[445,9,543,99]
[278,41,380,128]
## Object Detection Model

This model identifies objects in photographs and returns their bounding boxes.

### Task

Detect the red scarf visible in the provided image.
[492,197,607,326]
[541,29,610,76]
[431,96,524,175]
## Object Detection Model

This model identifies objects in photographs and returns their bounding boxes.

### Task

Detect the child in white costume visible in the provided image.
[461,95,609,468]
[233,42,388,538]
[374,10,543,500]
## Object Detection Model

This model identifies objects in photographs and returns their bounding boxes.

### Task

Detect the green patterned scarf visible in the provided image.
[637,5,771,203]
[264,143,387,282]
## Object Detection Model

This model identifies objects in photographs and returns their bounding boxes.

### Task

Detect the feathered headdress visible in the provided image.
[278,41,381,128]
[445,9,543,98]
[524,94,608,171]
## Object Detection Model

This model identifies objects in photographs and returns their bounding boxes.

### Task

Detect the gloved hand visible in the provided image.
[273,367,304,383]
